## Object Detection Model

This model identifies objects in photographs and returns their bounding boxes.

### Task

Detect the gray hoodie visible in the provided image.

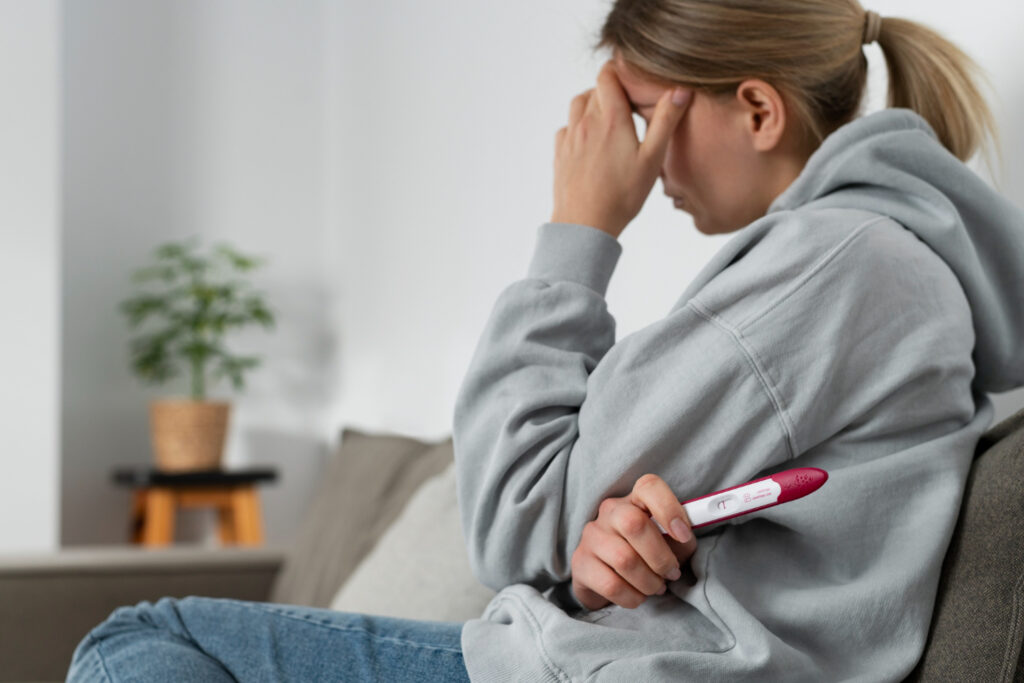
[452,107,1024,682]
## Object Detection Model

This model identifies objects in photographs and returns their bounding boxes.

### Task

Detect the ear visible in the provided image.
[734,79,787,152]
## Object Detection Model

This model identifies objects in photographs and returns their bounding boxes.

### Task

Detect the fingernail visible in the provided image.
[671,518,692,543]
[666,566,682,581]
[671,88,688,107]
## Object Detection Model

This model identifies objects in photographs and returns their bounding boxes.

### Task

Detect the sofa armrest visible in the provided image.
[0,544,287,683]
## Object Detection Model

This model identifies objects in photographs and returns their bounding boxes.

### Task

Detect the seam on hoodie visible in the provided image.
[699,530,738,653]
[687,299,798,461]
[999,566,1024,681]
[486,592,573,682]
[734,215,890,332]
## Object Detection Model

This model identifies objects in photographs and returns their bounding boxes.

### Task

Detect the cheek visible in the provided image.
[662,133,693,185]
[686,123,745,205]
[662,118,717,205]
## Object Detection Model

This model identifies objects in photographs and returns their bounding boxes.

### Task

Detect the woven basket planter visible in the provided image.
[149,399,231,471]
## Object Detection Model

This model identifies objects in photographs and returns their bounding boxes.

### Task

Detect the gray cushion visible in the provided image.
[907,404,1024,681]
[328,460,496,620]
[268,427,453,607]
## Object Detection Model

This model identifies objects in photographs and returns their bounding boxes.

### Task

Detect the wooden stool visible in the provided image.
[113,466,278,547]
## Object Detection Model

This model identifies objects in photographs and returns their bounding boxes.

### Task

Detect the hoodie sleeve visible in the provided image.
[453,222,796,594]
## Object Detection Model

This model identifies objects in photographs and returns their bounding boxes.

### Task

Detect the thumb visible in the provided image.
[640,87,691,169]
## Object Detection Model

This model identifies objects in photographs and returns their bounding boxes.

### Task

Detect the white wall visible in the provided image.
[61,0,333,546]
[0,0,60,553]
[326,0,739,446]
[1,0,1017,551]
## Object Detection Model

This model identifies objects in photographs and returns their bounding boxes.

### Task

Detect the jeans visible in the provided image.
[65,596,470,682]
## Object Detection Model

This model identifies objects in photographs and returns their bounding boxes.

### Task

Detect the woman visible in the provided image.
[67,1,1024,681]
[452,0,1022,680]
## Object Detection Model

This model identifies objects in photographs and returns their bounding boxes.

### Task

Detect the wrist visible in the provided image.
[549,214,620,240]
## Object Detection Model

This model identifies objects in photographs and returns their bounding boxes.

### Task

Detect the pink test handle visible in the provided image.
[682,466,829,529]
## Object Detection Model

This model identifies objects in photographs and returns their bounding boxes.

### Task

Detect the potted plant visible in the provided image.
[118,236,276,471]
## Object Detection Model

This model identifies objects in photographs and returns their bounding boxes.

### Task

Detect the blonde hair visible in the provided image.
[593,0,1003,184]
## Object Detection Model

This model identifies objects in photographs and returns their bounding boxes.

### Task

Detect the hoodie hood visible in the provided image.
[766,107,1024,393]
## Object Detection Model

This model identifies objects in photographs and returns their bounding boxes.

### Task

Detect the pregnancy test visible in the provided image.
[652,467,828,534]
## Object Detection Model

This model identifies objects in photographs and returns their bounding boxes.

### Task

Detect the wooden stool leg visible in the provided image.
[130,490,147,544]
[230,486,264,546]
[217,503,236,545]
[142,487,175,547]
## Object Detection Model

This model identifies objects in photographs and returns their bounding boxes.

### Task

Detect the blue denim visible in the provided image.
[65,596,469,682]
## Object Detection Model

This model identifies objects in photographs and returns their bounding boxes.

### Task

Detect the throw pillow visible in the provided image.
[328,460,497,621]
[269,428,453,608]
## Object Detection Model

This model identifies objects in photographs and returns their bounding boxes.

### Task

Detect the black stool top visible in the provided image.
[112,465,278,488]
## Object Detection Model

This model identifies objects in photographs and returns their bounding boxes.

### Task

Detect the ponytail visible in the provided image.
[874,15,1003,182]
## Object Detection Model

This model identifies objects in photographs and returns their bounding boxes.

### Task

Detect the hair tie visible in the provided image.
[862,10,882,45]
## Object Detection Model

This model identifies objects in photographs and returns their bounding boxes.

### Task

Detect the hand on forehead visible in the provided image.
[604,55,684,116]
[593,59,634,113]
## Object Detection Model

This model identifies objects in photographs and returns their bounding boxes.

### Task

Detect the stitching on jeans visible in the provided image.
[236,602,465,655]
[96,603,242,683]
[89,632,116,682]
[172,598,242,682]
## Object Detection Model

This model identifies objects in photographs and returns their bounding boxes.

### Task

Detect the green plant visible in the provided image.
[118,236,276,401]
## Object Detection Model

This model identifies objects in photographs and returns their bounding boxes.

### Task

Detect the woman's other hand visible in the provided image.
[571,473,698,611]
[551,60,692,239]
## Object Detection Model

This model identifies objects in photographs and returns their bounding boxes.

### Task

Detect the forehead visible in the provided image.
[612,53,669,107]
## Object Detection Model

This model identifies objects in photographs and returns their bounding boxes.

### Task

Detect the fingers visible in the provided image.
[638,86,692,168]
[569,89,591,128]
[571,576,611,612]
[594,60,628,115]
[567,60,627,130]
[573,519,663,609]
[601,495,682,582]
[629,473,694,545]
[593,524,672,596]
[572,545,648,609]
[665,533,699,585]
[570,482,700,611]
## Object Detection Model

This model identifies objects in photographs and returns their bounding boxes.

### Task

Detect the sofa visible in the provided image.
[2,408,1023,682]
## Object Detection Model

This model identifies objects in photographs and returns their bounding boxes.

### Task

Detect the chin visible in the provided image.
[693,215,738,235]
[676,202,725,235]
[691,214,715,235]
[676,204,710,234]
